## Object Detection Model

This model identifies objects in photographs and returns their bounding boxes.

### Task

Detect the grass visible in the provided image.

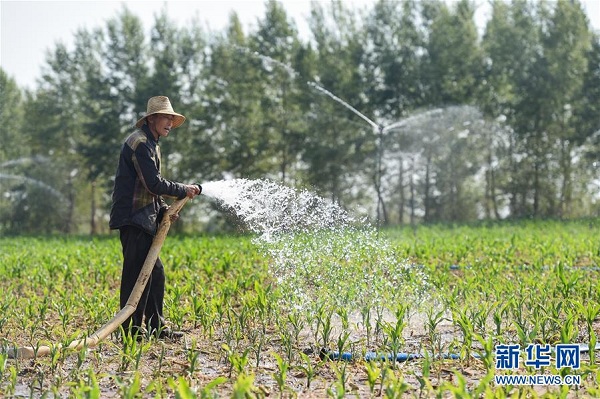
[1,219,599,397]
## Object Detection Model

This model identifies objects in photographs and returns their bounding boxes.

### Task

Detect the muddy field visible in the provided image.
[2,221,599,397]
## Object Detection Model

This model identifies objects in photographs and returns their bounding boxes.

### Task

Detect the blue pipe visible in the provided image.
[446,264,600,272]
[321,350,459,362]
[321,343,600,363]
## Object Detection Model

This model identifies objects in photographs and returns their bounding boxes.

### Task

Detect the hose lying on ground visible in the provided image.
[321,343,600,362]
[3,196,189,359]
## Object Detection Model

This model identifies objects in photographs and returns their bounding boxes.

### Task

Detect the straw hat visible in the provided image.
[135,96,186,128]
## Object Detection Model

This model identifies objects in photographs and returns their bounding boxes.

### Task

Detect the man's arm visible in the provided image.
[132,143,188,199]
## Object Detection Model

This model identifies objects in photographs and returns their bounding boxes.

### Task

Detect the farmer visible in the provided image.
[109,96,201,340]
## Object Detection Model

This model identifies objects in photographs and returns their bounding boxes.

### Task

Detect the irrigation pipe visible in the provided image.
[3,196,190,359]
[321,343,600,363]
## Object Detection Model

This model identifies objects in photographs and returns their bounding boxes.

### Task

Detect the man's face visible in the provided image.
[148,114,175,139]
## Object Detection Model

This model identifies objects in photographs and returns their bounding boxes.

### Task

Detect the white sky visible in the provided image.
[2,0,600,90]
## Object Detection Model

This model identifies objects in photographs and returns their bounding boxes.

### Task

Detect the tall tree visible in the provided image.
[0,70,25,162]
[75,28,118,234]
[105,7,150,121]
[78,9,149,233]
[203,14,268,178]
[361,0,424,223]
[5,44,78,233]
[168,19,214,184]
[512,0,591,217]
[421,0,482,106]
[0,70,26,232]
[482,0,542,217]
[541,0,592,217]
[250,0,306,185]
[362,0,423,118]
[306,1,372,209]
[578,35,600,158]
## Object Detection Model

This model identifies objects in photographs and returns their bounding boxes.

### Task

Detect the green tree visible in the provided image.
[203,13,268,179]
[361,0,424,223]
[362,0,423,117]
[0,70,25,162]
[166,19,214,185]
[0,70,26,232]
[578,35,600,160]
[3,45,77,233]
[75,30,115,234]
[146,6,198,166]
[481,0,542,218]
[306,1,372,210]
[512,0,592,217]
[542,0,592,217]
[481,0,533,218]
[77,10,150,233]
[104,7,150,122]
[421,0,481,106]
[250,0,306,185]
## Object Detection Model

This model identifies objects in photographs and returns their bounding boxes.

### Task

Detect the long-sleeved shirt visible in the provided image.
[109,124,187,235]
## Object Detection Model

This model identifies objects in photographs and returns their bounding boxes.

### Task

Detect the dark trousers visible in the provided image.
[119,225,165,335]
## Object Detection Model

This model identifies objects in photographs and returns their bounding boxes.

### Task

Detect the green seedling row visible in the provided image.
[1,219,599,397]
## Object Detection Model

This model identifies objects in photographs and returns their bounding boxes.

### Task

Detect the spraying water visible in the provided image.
[233,45,299,78]
[202,178,425,309]
[0,155,50,168]
[0,173,67,203]
[307,82,380,130]
[202,179,355,238]
[1,156,67,202]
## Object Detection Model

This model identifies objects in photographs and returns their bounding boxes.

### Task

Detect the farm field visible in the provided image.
[1,219,599,398]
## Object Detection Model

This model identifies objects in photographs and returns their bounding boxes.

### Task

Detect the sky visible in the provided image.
[2,0,600,90]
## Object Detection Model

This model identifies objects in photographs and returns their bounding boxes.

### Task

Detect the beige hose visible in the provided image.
[5,197,189,359]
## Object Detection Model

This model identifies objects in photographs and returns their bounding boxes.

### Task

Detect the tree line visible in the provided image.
[1,0,599,234]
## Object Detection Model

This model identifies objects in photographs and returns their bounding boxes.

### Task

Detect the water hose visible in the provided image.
[321,343,600,363]
[4,196,190,359]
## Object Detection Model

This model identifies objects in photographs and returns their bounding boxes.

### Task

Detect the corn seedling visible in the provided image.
[69,370,101,399]
[119,331,151,372]
[192,294,205,329]
[364,360,381,396]
[155,341,166,376]
[295,352,319,389]
[168,376,197,399]
[416,352,432,397]
[316,306,334,349]
[560,315,579,344]
[76,343,88,370]
[2,221,600,397]
[117,372,143,399]
[272,352,289,398]
[576,301,600,364]
[232,373,256,399]
[474,333,495,371]
[373,305,385,346]
[248,328,268,368]
[146,378,167,398]
[287,310,305,347]
[223,343,250,379]
[198,377,228,399]
[383,369,409,399]
[185,338,201,376]
[327,361,348,399]
[361,305,373,348]
[382,312,406,369]
[424,307,445,359]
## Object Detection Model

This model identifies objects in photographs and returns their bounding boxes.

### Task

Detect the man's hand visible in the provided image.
[184,184,201,198]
